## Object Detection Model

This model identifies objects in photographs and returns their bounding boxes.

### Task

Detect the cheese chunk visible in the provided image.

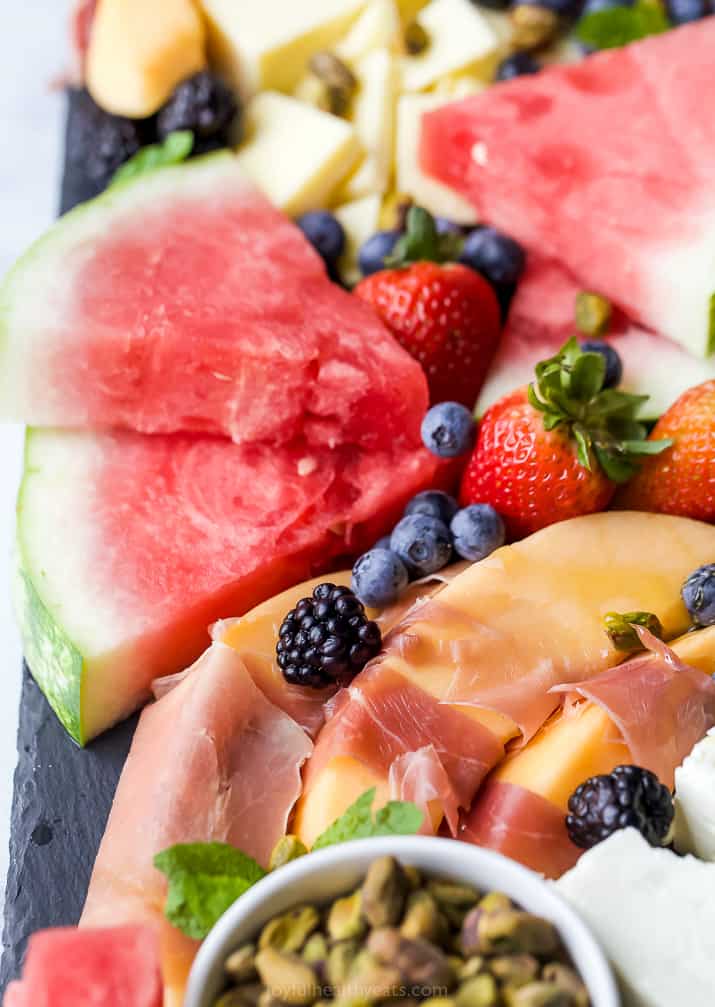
[337,0,404,60]
[556,830,715,1007]
[334,194,384,285]
[200,0,366,95]
[342,48,399,200]
[674,726,715,862]
[86,0,206,117]
[395,93,478,224]
[235,92,361,215]
[400,0,499,93]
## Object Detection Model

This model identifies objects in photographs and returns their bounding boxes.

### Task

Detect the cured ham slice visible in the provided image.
[389,746,462,836]
[81,644,311,1006]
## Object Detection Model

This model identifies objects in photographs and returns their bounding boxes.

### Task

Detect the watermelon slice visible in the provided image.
[17,427,439,744]
[0,153,427,451]
[421,20,715,359]
[4,925,162,1007]
[477,256,715,419]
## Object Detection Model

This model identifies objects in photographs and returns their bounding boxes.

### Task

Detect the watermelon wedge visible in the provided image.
[0,154,427,451]
[3,925,162,1007]
[421,20,715,359]
[16,427,439,744]
[477,256,715,419]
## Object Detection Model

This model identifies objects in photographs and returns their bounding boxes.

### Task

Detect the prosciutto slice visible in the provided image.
[389,746,462,836]
[551,627,715,788]
[81,643,312,1006]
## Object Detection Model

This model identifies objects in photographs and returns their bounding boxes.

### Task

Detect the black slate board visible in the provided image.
[0,89,138,991]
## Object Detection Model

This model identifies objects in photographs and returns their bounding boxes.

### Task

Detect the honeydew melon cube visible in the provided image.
[400,0,499,93]
[199,0,367,95]
[336,0,404,60]
[235,92,361,215]
[334,193,383,285]
[395,93,478,224]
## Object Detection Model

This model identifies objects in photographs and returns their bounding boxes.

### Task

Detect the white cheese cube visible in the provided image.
[334,193,382,285]
[400,0,499,93]
[336,0,404,60]
[235,92,361,215]
[342,48,399,199]
[556,829,715,1007]
[674,727,715,861]
[199,0,367,95]
[395,93,478,224]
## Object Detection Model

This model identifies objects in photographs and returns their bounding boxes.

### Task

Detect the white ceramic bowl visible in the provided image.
[185,837,620,1007]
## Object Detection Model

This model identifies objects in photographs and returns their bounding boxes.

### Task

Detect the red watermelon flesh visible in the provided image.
[3,925,162,1007]
[421,20,715,359]
[0,154,429,451]
[477,256,715,419]
[17,427,441,744]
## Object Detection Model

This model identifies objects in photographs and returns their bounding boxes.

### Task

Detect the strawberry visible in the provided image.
[615,380,715,521]
[460,338,671,538]
[354,208,501,408]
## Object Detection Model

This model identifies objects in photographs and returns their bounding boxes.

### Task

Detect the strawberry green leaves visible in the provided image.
[154,791,423,939]
[387,207,463,268]
[576,0,670,51]
[528,338,672,483]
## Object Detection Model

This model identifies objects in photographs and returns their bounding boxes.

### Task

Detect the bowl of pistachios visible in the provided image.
[185,837,619,1007]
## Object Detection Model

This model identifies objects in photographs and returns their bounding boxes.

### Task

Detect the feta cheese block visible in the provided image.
[556,829,715,1007]
[342,48,399,199]
[396,93,478,224]
[334,193,382,285]
[674,726,715,861]
[336,0,403,60]
[199,0,366,95]
[235,92,361,214]
[400,0,499,92]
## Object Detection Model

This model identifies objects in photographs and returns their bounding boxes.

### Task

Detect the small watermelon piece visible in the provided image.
[477,257,715,419]
[4,925,162,1007]
[0,153,427,451]
[17,427,439,744]
[421,20,715,359]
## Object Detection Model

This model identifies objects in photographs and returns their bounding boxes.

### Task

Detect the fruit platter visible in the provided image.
[2,0,715,1005]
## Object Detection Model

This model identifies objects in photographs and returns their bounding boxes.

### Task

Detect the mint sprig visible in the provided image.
[527,337,672,483]
[154,790,423,939]
[111,130,194,187]
[576,0,670,50]
[387,207,463,268]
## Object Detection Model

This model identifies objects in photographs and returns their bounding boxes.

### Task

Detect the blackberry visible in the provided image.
[68,89,145,189]
[157,71,240,148]
[566,765,674,850]
[276,583,382,689]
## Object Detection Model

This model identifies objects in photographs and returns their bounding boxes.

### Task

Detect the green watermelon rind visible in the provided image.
[708,292,715,356]
[15,432,85,745]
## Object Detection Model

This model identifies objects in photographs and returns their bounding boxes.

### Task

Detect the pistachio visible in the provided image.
[361,856,409,928]
[327,940,360,988]
[225,944,258,983]
[269,836,309,871]
[510,4,560,50]
[401,891,447,943]
[234,984,264,1006]
[455,974,500,1007]
[461,909,559,957]
[404,20,430,54]
[575,291,612,339]
[215,991,256,1007]
[457,957,485,982]
[404,865,423,890]
[339,949,402,1002]
[255,948,320,1006]
[257,991,283,1007]
[428,882,480,928]
[302,933,329,965]
[328,890,367,942]
[504,981,575,1007]
[259,906,321,953]
[367,928,455,994]
[541,964,589,1007]
[423,999,457,1007]
[477,892,512,914]
[489,954,539,989]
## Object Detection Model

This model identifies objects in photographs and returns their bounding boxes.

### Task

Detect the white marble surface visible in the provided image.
[1,7,66,904]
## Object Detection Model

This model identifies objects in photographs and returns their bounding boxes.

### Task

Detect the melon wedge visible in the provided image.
[421,20,715,358]
[477,257,715,420]
[16,427,439,745]
[0,154,428,450]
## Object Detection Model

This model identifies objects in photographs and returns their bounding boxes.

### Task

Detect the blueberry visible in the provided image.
[666,0,708,20]
[296,211,346,269]
[421,402,476,459]
[157,71,239,145]
[374,535,392,551]
[390,515,452,578]
[580,0,632,11]
[518,0,580,15]
[580,340,623,389]
[358,229,401,276]
[450,505,505,562]
[435,217,464,235]
[405,490,460,525]
[460,227,526,288]
[495,53,541,81]
[352,548,409,608]
[682,564,715,627]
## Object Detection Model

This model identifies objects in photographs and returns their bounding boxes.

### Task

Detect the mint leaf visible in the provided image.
[154,842,266,940]
[111,130,194,187]
[576,0,670,50]
[313,788,423,850]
